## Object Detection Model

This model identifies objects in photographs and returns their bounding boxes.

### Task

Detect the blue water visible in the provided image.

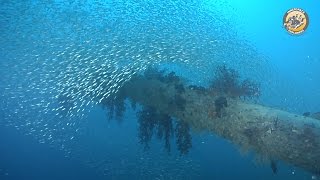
[0,0,319,179]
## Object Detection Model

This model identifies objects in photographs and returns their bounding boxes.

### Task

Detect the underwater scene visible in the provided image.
[0,0,319,179]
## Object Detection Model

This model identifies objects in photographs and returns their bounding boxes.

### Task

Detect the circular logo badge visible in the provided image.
[283,8,309,34]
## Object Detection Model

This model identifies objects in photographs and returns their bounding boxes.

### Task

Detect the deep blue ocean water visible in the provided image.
[0,0,319,179]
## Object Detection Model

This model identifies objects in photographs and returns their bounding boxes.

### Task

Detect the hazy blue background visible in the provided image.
[0,0,319,179]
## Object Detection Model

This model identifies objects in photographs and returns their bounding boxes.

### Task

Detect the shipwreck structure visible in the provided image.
[94,66,320,175]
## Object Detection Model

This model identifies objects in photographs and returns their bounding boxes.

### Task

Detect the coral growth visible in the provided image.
[175,121,192,155]
[144,67,184,88]
[297,124,318,149]
[137,106,192,154]
[170,94,186,111]
[243,126,261,145]
[175,83,185,94]
[144,67,187,111]
[137,107,162,150]
[100,94,126,122]
[210,65,260,98]
[188,85,207,94]
[240,79,260,98]
[215,96,228,118]
[144,67,166,81]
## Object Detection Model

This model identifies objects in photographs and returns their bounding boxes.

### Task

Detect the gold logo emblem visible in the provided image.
[283,8,309,34]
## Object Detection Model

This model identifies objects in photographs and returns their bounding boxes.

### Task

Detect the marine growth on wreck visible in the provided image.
[84,65,320,175]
